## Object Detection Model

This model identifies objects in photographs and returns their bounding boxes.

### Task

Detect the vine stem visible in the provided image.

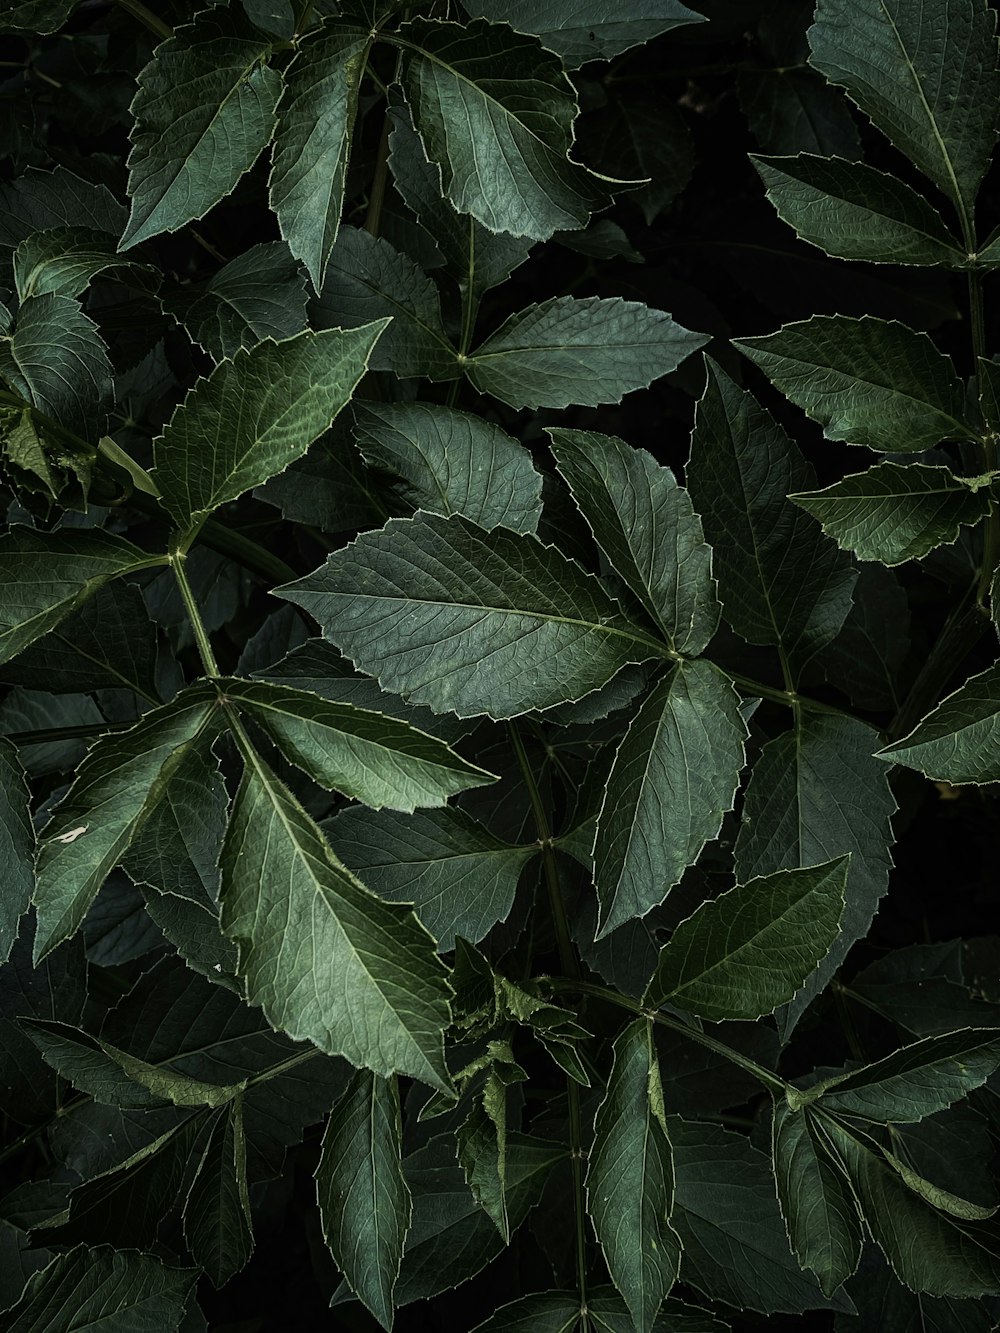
[546,978,791,1098]
[171,543,221,677]
[508,723,590,1331]
[112,0,172,40]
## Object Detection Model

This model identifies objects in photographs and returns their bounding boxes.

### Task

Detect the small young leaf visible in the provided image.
[153,324,387,529]
[183,1099,254,1289]
[753,155,965,266]
[594,660,748,938]
[218,677,496,811]
[120,11,282,248]
[808,0,1000,219]
[219,748,453,1091]
[396,16,611,240]
[317,1071,410,1329]
[269,20,370,290]
[789,462,990,566]
[354,400,543,534]
[771,1099,862,1296]
[688,360,856,679]
[735,316,974,452]
[466,296,707,410]
[587,1019,681,1332]
[877,663,1000,783]
[278,512,667,720]
[549,427,720,654]
[645,858,848,1021]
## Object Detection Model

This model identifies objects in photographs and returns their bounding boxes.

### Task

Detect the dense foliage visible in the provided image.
[2,0,1000,1329]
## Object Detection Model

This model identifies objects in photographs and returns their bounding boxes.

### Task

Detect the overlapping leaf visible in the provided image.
[877,663,1000,782]
[461,0,704,67]
[182,1099,254,1289]
[278,512,667,719]
[0,738,33,963]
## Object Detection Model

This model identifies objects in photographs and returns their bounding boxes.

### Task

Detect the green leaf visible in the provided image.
[549,427,720,654]
[13,226,142,300]
[465,296,707,410]
[470,1289,729,1332]
[218,677,495,811]
[670,1117,849,1314]
[387,97,533,315]
[0,292,113,443]
[466,1,703,67]
[219,747,452,1090]
[822,1116,1000,1297]
[317,1070,410,1330]
[789,462,990,566]
[739,67,862,159]
[165,241,309,362]
[752,155,965,267]
[0,1245,196,1332]
[33,683,221,960]
[153,324,387,529]
[771,1099,862,1296]
[456,1066,514,1240]
[395,16,611,240]
[354,400,543,534]
[20,1017,245,1109]
[0,737,33,963]
[120,11,282,249]
[327,805,535,950]
[687,360,856,678]
[0,167,125,254]
[735,316,974,452]
[0,581,159,699]
[792,1029,1000,1121]
[735,714,896,1038]
[587,1019,681,1333]
[877,663,1000,782]
[807,0,1000,221]
[594,660,748,938]
[278,512,666,720]
[182,1099,254,1289]
[645,858,848,1021]
[0,0,79,35]
[269,20,369,290]
[311,227,458,380]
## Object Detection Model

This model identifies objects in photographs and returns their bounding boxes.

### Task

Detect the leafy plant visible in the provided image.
[2,0,1000,1330]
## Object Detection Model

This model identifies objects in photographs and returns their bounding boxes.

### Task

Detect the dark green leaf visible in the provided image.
[789,462,990,566]
[646,858,848,1021]
[594,660,748,938]
[311,227,458,380]
[792,1029,1000,1121]
[877,663,1000,782]
[269,20,369,289]
[0,167,124,254]
[587,1019,680,1332]
[13,226,141,299]
[219,676,496,811]
[278,512,667,720]
[0,738,33,963]
[739,67,862,159]
[753,155,965,266]
[470,1288,730,1332]
[0,292,113,443]
[153,323,387,529]
[688,359,856,678]
[735,316,974,452]
[354,400,543,534]
[317,1070,410,1329]
[1,1,79,35]
[182,1099,253,1288]
[771,1099,863,1295]
[466,296,707,410]
[33,683,221,960]
[807,0,1000,219]
[1,1245,196,1332]
[396,16,611,240]
[549,427,720,654]
[219,747,453,1090]
[165,241,309,362]
[327,805,535,950]
[461,1,704,67]
[120,11,282,248]
[735,714,896,1038]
